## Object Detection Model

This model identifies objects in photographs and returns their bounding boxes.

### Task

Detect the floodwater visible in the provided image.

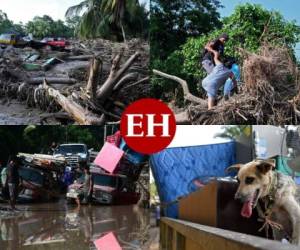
[0,201,153,250]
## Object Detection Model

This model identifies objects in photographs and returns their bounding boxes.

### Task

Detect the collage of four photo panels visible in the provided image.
[1,0,300,250]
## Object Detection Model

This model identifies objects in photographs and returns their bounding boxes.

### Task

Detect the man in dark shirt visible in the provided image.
[7,156,20,210]
[201,33,229,74]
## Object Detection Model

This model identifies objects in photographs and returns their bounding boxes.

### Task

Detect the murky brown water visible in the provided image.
[0,200,151,250]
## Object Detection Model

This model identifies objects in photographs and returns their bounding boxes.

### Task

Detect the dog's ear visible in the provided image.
[226,164,242,173]
[255,159,275,174]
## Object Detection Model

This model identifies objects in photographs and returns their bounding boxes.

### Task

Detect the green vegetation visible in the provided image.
[66,0,149,40]
[26,15,74,38]
[0,126,107,163]
[151,3,300,101]
[215,125,252,140]
[0,0,149,40]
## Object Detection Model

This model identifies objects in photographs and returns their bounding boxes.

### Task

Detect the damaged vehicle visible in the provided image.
[54,143,90,168]
[66,167,140,205]
[0,33,28,48]
[0,165,60,203]
[41,37,71,51]
[18,166,60,202]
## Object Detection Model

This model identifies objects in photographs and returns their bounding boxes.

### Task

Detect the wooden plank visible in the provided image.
[161,218,299,250]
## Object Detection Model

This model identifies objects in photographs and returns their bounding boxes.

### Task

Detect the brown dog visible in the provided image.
[228,159,300,245]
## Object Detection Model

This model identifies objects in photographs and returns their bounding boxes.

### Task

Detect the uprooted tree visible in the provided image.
[154,44,300,125]
[152,3,300,124]
[0,39,149,124]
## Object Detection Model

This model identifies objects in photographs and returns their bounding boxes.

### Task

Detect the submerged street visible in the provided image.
[0,201,155,249]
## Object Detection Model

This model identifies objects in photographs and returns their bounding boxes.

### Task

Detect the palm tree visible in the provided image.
[66,0,148,40]
[66,0,104,38]
[100,0,140,42]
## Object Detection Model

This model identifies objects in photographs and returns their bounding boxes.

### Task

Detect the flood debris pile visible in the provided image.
[155,45,300,125]
[0,39,149,124]
[189,45,300,125]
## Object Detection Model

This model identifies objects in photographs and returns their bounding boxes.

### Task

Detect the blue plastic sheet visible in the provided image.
[150,141,236,218]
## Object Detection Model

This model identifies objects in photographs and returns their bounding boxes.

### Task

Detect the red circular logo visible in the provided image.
[120,98,176,154]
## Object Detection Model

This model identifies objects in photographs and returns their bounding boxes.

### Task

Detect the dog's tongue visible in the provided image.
[241,201,252,218]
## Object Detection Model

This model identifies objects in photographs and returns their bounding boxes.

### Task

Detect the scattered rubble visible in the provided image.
[0,39,149,124]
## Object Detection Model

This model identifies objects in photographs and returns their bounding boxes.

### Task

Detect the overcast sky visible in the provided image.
[1,0,149,24]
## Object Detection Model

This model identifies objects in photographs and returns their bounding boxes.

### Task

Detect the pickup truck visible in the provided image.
[0,33,28,48]
[53,143,90,167]
[41,37,71,50]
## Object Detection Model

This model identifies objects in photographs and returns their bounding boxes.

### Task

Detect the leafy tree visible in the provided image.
[215,125,252,140]
[150,0,222,61]
[0,126,108,163]
[100,0,148,42]
[65,0,149,40]
[66,16,81,36]
[181,4,300,80]
[152,4,300,100]
[26,15,74,38]
[0,10,14,34]
[150,0,222,100]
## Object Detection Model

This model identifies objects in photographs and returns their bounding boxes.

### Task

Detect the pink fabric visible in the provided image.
[94,232,122,250]
[94,142,124,173]
[106,131,122,147]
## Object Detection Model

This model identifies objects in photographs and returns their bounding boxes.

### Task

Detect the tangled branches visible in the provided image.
[187,45,300,125]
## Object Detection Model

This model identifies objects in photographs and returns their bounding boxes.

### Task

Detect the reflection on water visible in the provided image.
[0,201,150,250]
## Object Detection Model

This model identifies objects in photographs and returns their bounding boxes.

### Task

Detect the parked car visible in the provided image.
[66,167,140,205]
[41,37,71,50]
[0,33,27,48]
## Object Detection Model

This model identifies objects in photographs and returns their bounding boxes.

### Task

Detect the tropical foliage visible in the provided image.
[150,0,222,99]
[151,3,300,100]
[0,10,21,34]
[26,15,74,38]
[215,125,252,140]
[65,0,149,40]
[0,126,107,163]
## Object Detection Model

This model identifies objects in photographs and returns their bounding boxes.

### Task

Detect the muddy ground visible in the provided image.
[0,201,158,249]
[0,39,149,125]
[0,101,59,125]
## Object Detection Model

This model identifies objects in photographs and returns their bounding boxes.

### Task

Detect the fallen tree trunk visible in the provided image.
[153,69,207,106]
[96,51,140,102]
[43,80,104,125]
[113,72,138,91]
[27,77,77,85]
[86,56,102,100]
[66,55,94,61]
[122,76,150,90]
[175,111,191,124]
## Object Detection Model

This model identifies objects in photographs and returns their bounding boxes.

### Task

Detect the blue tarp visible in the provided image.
[150,141,236,218]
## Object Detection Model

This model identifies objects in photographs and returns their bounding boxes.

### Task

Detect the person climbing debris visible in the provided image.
[202,49,237,109]
[201,33,229,74]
